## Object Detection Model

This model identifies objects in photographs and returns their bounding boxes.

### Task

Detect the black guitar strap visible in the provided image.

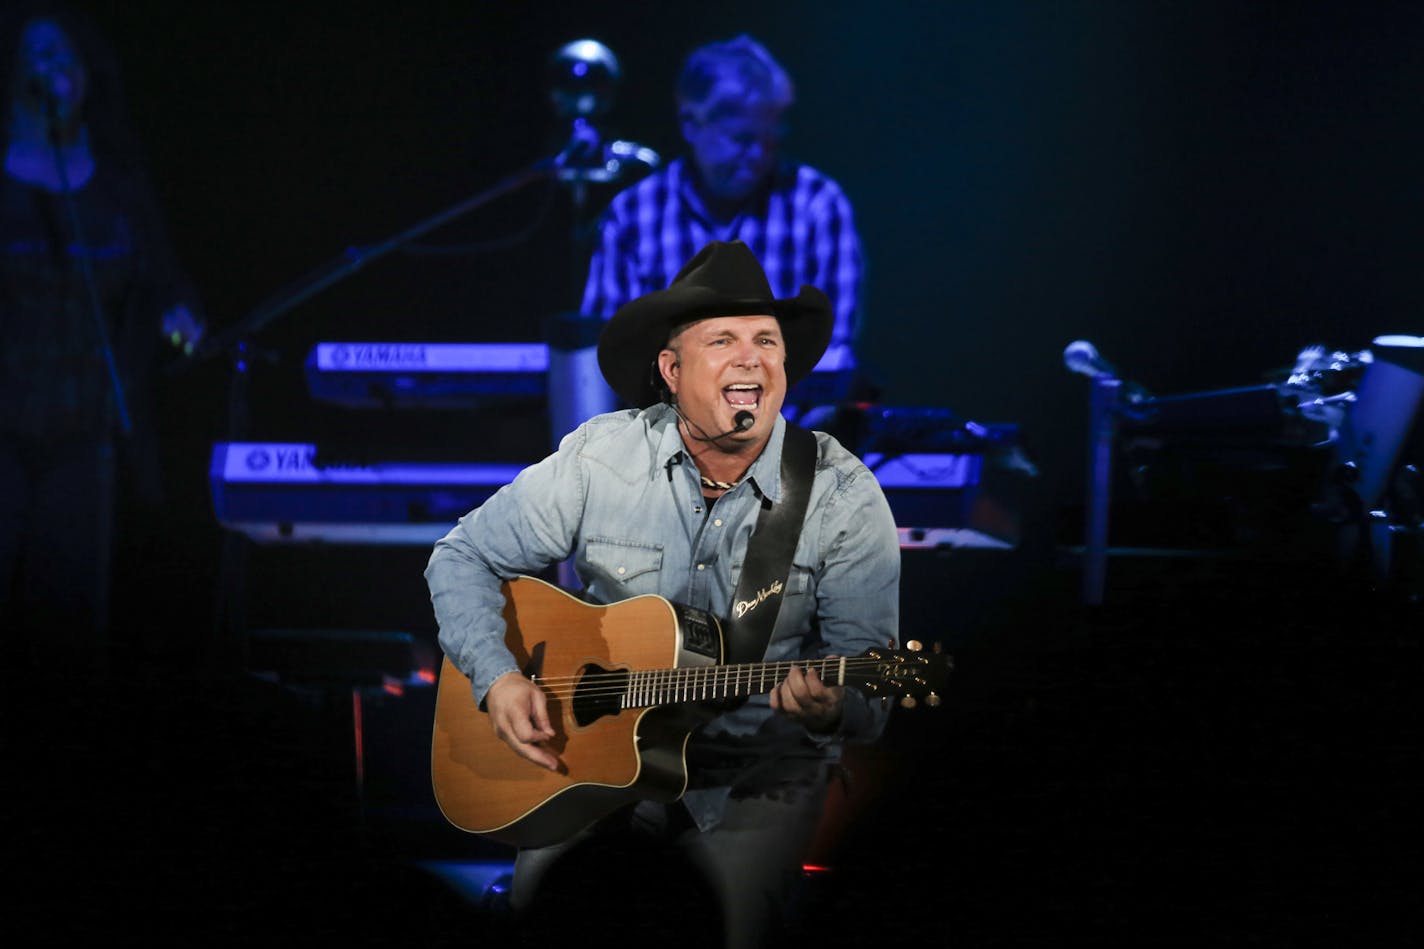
[722,422,818,664]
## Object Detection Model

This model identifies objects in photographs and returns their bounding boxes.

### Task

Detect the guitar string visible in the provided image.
[527,657,924,691]
[529,658,888,686]
[524,658,936,702]
[528,656,894,688]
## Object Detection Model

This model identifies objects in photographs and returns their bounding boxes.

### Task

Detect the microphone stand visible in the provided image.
[194,158,559,675]
[1066,342,1157,606]
[1083,376,1122,606]
[543,116,655,447]
[189,161,558,371]
[46,110,133,437]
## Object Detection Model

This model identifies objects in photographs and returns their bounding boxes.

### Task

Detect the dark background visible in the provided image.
[82,0,1424,641]
[17,2,1422,944]
[53,0,1420,648]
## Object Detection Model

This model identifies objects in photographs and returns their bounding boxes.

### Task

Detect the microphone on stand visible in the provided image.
[607,139,661,171]
[1063,340,1153,407]
[546,39,657,185]
[553,125,662,183]
[1063,340,1120,380]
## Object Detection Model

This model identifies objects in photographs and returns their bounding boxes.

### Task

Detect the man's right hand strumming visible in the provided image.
[484,671,560,771]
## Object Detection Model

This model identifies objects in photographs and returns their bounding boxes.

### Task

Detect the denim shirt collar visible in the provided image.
[644,402,786,503]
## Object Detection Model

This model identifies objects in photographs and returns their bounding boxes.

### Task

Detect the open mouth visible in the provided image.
[723,383,762,410]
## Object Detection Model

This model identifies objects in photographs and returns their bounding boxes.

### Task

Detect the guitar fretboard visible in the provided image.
[622,658,847,708]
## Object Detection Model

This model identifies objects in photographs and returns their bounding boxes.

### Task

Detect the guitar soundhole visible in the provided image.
[572,663,628,728]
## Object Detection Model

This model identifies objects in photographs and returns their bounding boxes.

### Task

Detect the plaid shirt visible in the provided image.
[580,158,864,350]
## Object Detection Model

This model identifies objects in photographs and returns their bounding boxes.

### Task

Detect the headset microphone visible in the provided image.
[670,404,757,442]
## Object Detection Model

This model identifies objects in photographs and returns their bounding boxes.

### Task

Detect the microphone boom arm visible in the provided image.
[188,160,558,367]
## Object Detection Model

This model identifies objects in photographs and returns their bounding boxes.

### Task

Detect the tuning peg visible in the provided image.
[907,640,923,652]
[926,693,941,708]
[900,695,918,709]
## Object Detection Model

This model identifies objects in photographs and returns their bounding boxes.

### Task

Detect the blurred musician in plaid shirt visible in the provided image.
[578,35,866,417]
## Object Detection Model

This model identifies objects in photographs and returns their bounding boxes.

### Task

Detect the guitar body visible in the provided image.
[431,576,722,848]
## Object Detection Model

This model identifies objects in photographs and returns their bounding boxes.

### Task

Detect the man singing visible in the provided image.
[427,240,898,947]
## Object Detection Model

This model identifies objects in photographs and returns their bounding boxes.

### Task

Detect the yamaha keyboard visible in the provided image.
[303,341,859,409]
[210,440,1014,549]
[210,441,522,545]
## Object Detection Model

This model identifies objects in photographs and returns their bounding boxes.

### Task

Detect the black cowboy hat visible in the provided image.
[597,240,834,408]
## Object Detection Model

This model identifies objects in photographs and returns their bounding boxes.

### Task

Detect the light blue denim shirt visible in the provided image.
[425,404,901,829]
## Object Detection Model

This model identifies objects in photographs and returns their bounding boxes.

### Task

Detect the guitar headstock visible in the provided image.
[846,640,953,709]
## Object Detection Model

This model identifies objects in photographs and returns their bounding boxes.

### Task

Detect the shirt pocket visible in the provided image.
[585,536,664,586]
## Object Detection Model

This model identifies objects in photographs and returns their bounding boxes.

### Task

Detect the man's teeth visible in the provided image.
[725,384,760,406]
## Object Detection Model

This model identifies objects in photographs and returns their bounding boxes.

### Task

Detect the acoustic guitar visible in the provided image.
[431,575,951,848]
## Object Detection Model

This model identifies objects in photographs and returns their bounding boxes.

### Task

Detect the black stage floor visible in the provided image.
[8,548,1421,947]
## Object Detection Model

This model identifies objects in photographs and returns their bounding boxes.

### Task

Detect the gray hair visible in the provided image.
[675,34,794,123]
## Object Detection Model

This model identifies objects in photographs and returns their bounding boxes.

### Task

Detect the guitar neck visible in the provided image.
[623,657,846,709]
[535,657,849,711]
